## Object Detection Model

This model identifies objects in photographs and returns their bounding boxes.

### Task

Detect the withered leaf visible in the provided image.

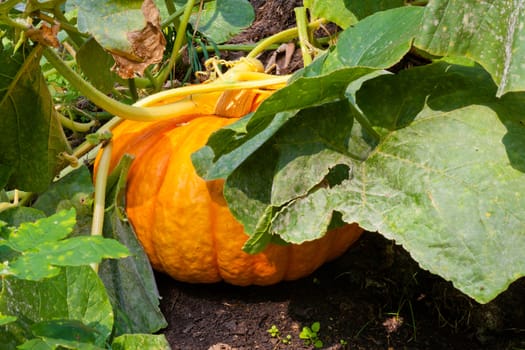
[26,23,60,48]
[110,0,166,79]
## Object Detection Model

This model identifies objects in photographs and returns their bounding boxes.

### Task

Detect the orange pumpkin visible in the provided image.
[95,88,363,286]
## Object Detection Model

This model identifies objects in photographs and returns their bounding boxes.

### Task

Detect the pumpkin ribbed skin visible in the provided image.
[100,115,363,286]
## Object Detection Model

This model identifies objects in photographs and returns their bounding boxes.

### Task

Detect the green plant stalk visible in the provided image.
[161,2,184,28]
[43,46,288,122]
[247,19,325,59]
[127,78,139,102]
[294,7,313,66]
[43,59,76,78]
[164,0,177,16]
[408,299,417,341]
[37,12,87,39]
[90,142,113,272]
[156,0,197,88]
[0,190,35,212]
[144,67,161,91]
[71,106,113,121]
[196,43,279,54]
[58,111,97,132]
[350,102,382,143]
[161,0,214,28]
[73,121,121,160]
[4,190,32,203]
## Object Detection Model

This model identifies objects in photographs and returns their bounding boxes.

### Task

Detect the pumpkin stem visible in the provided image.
[294,7,314,66]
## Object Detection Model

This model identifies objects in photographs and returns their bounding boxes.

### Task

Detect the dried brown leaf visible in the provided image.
[110,0,166,79]
[27,23,60,48]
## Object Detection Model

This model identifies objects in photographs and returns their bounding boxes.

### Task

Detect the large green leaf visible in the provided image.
[0,165,11,189]
[224,100,368,249]
[318,6,424,73]
[0,45,69,192]
[68,0,147,53]
[415,0,525,96]
[345,62,525,303]
[255,62,525,303]
[76,38,124,94]
[0,266,114,349]
[193,6,423,181]
[67,0,165,77]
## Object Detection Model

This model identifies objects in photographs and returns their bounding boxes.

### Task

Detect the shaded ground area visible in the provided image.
[157,232,525,349]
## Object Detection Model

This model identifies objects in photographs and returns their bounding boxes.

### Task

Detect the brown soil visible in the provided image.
[157,1,525,349]
[157,232,525,350]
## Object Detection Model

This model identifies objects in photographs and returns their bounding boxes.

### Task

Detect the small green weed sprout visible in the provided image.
[267,325,292,345]
[299,321,323,348]
[268,324,280,338]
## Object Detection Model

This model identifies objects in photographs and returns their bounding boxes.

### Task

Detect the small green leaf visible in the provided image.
[299,326,314,339]
[191,0,255,44]
[10,236,130,281]
[318,6,424,73]
[241,206,275,253]
[111,334,170,350]
[33,166,95,235]
[7,209,76,252]
[31,320,98,344]
[0,312,17,326]
[307,0,406,29]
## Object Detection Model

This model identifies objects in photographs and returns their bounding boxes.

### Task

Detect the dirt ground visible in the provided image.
[156,1,525,349]
[157,232,525,350]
